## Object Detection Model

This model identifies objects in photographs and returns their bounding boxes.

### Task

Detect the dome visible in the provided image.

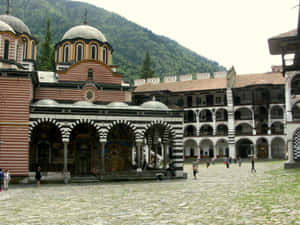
[107,102,129,108]
[0,14,31,34]
[140,101,168,110]
[73,101,95,107]
[0,20,15,33]
[34,99,58,106]
[61,24,107,42]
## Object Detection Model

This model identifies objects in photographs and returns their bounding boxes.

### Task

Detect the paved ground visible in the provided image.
[0,161,299,225]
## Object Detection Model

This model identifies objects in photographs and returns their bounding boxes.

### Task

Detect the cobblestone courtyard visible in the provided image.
[1,161,300,225]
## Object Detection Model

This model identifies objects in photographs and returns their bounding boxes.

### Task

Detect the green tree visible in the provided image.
[38,19,54,71]
[140,52,155,79]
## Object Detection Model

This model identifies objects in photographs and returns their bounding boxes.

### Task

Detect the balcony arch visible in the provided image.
[216,108,228,121]
[291,74,300,95]
[216,124,228,136]
[256,138,269,159]
[235,123,252,136]
[184,125,197,137]
[271,122,284,135]
[200,139,214,158]
[184,139,198,158]
[271,137,285,159]
[236,139,253,158]
[199,109,212,122]
[184,110,196,123]
[292,102,300,120]
[270,105,284,119]
[234,108,252,120]
[199,124,213,136]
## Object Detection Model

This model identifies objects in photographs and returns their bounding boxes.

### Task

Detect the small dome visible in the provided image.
[107,102,129,107]
[34,99,58,106]
[141,101,168,110]
[0,20,15,33]
[0,14,31,34]
[73,101,95,107]
[61,24,106,42]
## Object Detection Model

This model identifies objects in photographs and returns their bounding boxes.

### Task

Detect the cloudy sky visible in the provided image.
[73,0,298,74]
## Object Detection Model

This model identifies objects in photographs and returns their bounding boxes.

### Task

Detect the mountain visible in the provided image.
[0,0,226,81]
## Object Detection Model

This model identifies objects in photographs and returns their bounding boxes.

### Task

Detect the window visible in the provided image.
[196,97,201,105]
[216,97,222,104]
[4,40,9,60]
[102,47,107,64]
[76,43,84,62]
[63,45,69,62]
[23,40,28,60]
[90,45,97,60]
[31,41,35,59]
[56,49,60,62]
[88,68,93,80]
[16,45,19,61]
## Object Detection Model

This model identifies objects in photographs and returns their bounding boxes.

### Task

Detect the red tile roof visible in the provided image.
[134,77,227,93]
[134,72,285,93]
[233,72,284,88]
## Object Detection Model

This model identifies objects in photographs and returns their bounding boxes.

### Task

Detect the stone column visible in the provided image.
[163,143,169,169]
[268,108,271,135]
[268,146,272,159]
[213,110,216,136]
[136,141,142,170]
[154,144,158,168]
[63,141,68,173]
[253,144,257,159]
[285,74,292,122]
[213,144,217,159]
[229,143,236,159]
[100,140,106,173]
[287,140,295,163]
[252,107,256,135]
[63,139,70,184]
[197,145,201,159]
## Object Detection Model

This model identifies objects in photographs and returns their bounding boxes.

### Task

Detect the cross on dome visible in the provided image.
[6,0,10,15]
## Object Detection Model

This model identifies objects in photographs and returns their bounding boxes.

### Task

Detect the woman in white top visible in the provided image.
[3,169,11,191]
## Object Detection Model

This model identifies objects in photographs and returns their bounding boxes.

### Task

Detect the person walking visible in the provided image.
[35,166,42,187]
[225,158,230,168]
[0,168,3,192]
[206,160,210,168]
[238,157,242,167]
[3,169,11,191]
[192,160,199,179]
[251,157,256,173]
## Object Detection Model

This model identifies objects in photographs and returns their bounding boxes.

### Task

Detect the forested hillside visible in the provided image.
[0,0,226,81]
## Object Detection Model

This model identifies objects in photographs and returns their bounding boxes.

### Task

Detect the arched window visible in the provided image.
[63,45,69,63]
[88,68,93,80]
[31,40,35,59]
[90,45,97,60]
[16,45,19,61]
[23,39,28,60]
[76,43,84,62]
[56,49,60,62]
[4,40,9,60]
[102,47,107,64]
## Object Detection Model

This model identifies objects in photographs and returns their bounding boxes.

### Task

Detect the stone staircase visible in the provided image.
[70,170,186,183]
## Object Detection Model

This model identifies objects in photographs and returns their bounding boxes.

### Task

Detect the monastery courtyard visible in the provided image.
[0,161,299,225]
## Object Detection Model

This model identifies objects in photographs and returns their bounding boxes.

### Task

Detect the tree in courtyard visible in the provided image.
[140,51,155,79]
[38,19,55,71]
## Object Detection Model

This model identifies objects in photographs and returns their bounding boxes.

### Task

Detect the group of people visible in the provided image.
[192,157,257,179]
[0,166,42,191]
[0,168,11,191]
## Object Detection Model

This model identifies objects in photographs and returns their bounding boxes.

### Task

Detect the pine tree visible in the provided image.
[140,52,155,79]
[38,19,54,71]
